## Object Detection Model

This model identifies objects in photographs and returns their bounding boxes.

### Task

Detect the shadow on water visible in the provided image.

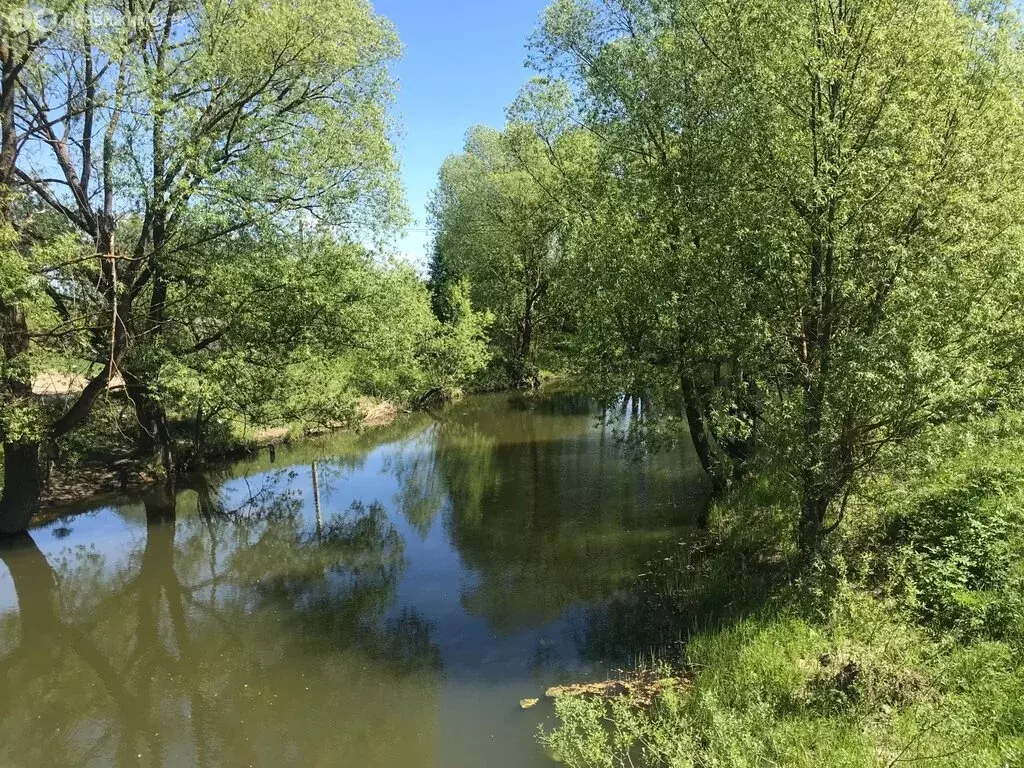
[0,389,781,767]
[569,531,790,666]
[504,390,603,416]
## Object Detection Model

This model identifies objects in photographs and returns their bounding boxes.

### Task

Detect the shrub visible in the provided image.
[886,468,1024,643]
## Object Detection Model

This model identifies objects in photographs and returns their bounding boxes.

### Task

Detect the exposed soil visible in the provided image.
[360,399,399,428]
[32,370,124,396]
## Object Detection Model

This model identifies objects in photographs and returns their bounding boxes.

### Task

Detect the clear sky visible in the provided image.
[372,0,551,267]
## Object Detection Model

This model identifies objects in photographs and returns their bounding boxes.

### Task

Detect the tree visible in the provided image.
[86,225,490,467]
[689,0,1024,547]
[0,0,107,533]
[0,0,404,531]
[130,230,384,466]
[525,0,762,488]
[429,125,566,388]
[529,0,1024,548]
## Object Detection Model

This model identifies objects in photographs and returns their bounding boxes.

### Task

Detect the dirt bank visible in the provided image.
[35,397,402,513]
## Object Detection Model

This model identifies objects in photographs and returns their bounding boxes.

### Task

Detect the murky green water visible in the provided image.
[0,391,707,767]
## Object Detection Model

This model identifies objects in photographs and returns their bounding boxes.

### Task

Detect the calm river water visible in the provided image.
[0,391,708,767]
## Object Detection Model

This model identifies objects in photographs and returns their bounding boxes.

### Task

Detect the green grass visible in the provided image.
[540,414,1024,768]
[543,594,1024,767]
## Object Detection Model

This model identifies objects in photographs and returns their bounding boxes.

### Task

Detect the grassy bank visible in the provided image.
[541,417,1024,767]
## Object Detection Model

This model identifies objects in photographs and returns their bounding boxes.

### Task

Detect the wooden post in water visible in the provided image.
[311,462,323,539]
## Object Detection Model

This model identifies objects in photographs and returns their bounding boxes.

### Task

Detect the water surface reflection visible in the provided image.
[0,391,707,767]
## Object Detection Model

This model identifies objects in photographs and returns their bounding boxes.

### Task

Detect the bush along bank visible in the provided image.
[540,417,1024,768]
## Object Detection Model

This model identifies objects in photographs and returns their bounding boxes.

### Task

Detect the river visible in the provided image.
[0,391,708,767]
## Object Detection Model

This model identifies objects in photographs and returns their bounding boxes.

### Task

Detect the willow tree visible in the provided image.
[429,125,566,388]
[531,0,1024,547]
[0,0,404,532]
[111,0,402,465]
[527,0,765,487]
[698,0,1024,547]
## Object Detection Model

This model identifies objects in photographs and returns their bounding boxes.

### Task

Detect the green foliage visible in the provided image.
[130,233,491,459]
[544,681,697,768]
[813,414,1024,646]
[52,399,137,468]
[0,0,419,513]
[512,0,1024,546]
[415,279,492,401]
[0,0,504,519]
[887,469,1024,643]
[429,125,570,388]
[542,414,1024,767]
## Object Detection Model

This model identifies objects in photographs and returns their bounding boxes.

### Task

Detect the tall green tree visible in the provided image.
[684,0,1024,547]
[429,125,567,388]
[0,0,98,533]
[526,0,761,486]
[0,0,405,531]
[530,0,1024,548]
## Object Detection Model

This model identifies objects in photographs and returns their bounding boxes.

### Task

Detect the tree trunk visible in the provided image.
[509,284,542,389]
[191,405,205,469]
[521,300,533,365]
[0,290,42,536]
[797,237,832,552]
[0,52,41,536]
[798,490,828,553]
[509,305,535,388]
[0,442,42,535]
[128,382,175,477]
[0,294,42,534]
[681,373,723,493]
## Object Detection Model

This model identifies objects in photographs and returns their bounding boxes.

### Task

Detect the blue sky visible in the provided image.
[373,0,551,267]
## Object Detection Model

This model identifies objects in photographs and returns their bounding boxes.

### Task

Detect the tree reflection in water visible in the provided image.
[0,390,710,768]
[385,392,708,640]
[0,477,441,768]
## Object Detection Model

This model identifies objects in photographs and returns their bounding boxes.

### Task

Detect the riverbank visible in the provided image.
[35,396,402,515]
[539,415,1024,766]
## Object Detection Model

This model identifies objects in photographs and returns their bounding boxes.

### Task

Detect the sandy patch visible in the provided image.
[359,398,399,428]
[32,370,124,396]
